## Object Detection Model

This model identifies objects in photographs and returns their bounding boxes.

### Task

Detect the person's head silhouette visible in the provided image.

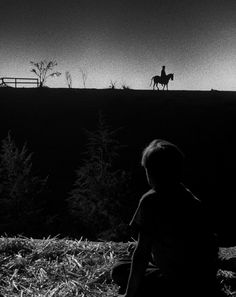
[141,139,184,187]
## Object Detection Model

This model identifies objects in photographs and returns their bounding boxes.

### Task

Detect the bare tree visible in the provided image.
[121,83,130,90]
[30,60,61,87]
[109,80,117,89]
[79,68,88,88]
[65,71,72,88]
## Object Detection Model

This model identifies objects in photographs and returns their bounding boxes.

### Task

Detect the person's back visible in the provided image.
[132,183,218,287]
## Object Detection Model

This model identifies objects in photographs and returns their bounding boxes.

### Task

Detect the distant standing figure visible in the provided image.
[112,139,220,297]
[161,65,166,78]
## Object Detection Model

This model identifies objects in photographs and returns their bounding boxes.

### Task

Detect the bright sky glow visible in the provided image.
[1,0,236,90]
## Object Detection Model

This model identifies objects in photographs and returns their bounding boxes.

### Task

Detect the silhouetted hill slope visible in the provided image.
[1,88,235,242]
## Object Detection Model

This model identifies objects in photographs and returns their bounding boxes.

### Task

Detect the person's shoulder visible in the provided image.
[179,183,204,211]
[141,188,158,200]
[139,189,159,208]
[182,184,200,201]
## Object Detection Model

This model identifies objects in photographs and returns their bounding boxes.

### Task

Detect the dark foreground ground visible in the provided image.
[0,88,236,243]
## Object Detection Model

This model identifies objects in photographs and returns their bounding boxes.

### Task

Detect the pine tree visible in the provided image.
[68,114,133,240]
[0,132,47,234]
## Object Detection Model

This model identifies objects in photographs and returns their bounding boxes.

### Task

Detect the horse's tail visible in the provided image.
[150,77,154,87]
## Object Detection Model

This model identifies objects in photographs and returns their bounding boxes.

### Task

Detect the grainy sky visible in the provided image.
[1,0,236,90]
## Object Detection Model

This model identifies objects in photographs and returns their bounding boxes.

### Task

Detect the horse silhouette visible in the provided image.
[150,73,174,90]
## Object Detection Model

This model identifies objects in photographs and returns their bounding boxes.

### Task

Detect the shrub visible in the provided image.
[65,71,73,88]
[67,114,134,241]
[0,132,47,235]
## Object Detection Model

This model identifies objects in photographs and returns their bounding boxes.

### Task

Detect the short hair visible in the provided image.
[141,139,184,182]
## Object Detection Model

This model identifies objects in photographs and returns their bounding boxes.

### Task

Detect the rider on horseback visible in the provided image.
[150,66,174,90]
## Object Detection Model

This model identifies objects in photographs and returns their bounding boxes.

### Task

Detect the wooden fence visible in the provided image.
[0,77,39,88]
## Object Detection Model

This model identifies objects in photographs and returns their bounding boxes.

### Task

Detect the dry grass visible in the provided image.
[0,236,130,296]
[0,236,235,296]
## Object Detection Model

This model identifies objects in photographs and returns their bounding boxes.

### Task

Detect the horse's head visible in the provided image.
[170,73,174,80]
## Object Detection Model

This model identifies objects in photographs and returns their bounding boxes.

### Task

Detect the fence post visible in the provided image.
[15,78,17,88]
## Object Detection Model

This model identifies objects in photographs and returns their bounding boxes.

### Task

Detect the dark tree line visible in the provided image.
[0,116,136,241]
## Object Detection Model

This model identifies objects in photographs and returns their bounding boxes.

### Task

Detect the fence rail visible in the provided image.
[0,77,39,88]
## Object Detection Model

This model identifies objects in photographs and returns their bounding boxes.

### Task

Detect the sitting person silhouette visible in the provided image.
[112,139,220,297]
[161,66,166,79]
